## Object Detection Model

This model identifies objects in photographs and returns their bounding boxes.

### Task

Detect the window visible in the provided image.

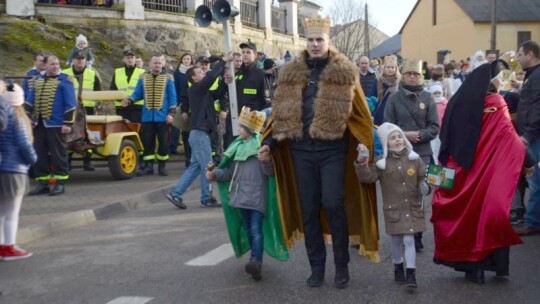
[518,31,531,48]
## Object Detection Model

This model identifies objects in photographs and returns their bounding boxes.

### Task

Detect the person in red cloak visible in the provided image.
[432,60,525,284]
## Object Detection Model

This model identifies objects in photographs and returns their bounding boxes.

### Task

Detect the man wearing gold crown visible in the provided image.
[258,15,379,289]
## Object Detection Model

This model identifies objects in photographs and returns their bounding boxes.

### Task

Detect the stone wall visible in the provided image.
[35,4,304,60]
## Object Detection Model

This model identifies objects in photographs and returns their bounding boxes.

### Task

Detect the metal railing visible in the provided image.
[36,0,116,5]
[240,0,258,28]
[142,0,187,14]
[203,0,218,9]
[271,6,286,34]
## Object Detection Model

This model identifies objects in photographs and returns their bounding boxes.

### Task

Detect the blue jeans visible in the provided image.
[525,139,540,227]
[240,208,264,262]
[169,129,212,201]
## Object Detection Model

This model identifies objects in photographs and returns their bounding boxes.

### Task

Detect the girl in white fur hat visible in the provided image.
[355,122,430,289]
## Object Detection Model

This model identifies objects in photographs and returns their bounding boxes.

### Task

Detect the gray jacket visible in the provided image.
[355,150,427,235]
[214,157,274,215]
[384,86,440,157]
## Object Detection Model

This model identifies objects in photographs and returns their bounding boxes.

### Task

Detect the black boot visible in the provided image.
[49,183,65,196]
[245,258,262,281]
[83,153,95,171]
[394,263,406,284]
[28,182,50,195]
[465,269,485,284]
[306,267,325,287]
[414,232,424,252]
[137,162,154,176]
[334,265,350,289]
[158,161,168,176]
[405,268,417,288]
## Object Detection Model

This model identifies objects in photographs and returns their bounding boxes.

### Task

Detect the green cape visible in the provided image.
[216,134,289,261]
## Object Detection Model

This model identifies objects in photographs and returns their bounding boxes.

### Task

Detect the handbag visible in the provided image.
[426,164,456,189]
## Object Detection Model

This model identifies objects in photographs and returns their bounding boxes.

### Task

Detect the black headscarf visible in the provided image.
[438,61,505,170]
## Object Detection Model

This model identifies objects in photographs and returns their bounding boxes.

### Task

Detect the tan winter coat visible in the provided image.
[355,149,426,235]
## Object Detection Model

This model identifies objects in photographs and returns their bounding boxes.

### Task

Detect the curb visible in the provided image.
[17,184,175,245]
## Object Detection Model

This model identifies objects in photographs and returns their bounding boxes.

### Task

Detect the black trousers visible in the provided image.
[33,120,69,180]
[291,148,350,270]
[181,130,191,163]
[141,122,169,162]
[170,125,180,152]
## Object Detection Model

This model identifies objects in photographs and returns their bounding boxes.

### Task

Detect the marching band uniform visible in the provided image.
[26,73,77,196]
[127,71,177,176]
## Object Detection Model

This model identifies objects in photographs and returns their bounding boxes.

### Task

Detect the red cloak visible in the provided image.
[431,93,524,262]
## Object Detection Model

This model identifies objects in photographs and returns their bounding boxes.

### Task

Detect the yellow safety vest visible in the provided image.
[187,78,221,112]
[114,67,146,107]
[62,68,97,108]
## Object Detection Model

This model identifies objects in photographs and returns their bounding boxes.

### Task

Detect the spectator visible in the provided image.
[66,34,95,68]
[427,83,448,163]
[371,55,400,126]
[515,40,540,236]
[166,53,234,209]
[384,58,440,251]
[173,53,195,165]
[0,83,37,261]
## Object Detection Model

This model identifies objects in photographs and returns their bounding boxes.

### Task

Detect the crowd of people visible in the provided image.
[1,15,539,293]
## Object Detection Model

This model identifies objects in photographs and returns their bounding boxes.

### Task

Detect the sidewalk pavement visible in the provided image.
[18,157,201,245]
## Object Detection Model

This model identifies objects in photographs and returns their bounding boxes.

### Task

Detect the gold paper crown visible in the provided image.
[383,55,398,66]
[401,59,423,74]
[238,106,266,133]
[304,15,331,36]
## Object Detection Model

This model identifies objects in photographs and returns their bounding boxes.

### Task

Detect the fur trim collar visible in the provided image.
[271,49,359,141]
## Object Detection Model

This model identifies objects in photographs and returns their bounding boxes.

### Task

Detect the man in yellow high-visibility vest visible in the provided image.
[62,50,101,171]
[110,50,146,122]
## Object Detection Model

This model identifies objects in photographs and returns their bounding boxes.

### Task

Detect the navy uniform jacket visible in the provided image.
[25,73,77,127]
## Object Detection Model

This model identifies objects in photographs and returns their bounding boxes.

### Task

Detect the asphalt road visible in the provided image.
[1,193,540,304]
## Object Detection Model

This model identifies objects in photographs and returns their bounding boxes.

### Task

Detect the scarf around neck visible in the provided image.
[179,64,191,74]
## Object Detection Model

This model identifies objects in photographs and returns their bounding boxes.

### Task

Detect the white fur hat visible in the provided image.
[376,123,419,170]
[76,34,88,46]
[428,83,443,95]
[1,83,24,107]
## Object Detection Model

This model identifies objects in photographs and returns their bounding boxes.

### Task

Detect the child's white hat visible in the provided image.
[76,34,88,46]
[376,123,419,170]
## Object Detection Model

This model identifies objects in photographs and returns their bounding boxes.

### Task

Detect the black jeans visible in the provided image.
[291,148,350,270]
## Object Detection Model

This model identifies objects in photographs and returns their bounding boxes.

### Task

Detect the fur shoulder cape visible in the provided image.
[271,49,359,141]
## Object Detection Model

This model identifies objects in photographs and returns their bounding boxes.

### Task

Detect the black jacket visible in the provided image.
[235,62,266,112]
[359,70,377,97]
[517,64,540,144]
[188,60,227,134]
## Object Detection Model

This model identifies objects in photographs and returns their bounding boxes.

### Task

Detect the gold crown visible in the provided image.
[304,15,331,36]
[238,106,266,133]
[383,55,398,66]
[401,59,423,74]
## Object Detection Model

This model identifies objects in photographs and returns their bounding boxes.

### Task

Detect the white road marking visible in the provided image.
[185,243,235,266]
[107,297,153,304]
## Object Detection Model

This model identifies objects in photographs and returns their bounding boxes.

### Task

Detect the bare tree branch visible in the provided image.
[328,0,386,60]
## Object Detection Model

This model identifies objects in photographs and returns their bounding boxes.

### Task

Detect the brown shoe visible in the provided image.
[514,225,540,236]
